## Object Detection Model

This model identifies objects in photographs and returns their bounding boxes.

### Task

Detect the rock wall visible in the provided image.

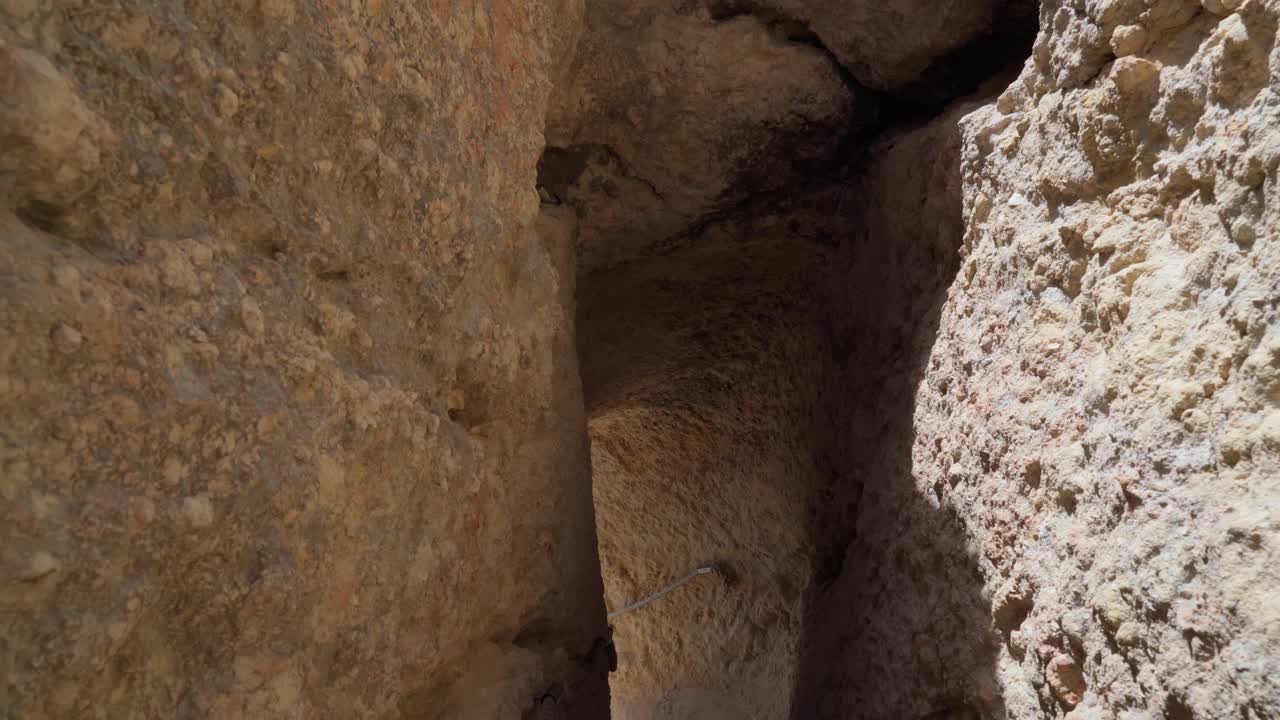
[543,1,1033,715]
[798,0,1280,718]
[541,0,864,275]
[701,0,1037,100]
[944,1,1280,715]
[578,216,831,720]
[792,95,996,719]
[4,0,1278,717]
[0,2,611,718]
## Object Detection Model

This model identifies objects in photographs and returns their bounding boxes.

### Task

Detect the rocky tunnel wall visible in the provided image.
[798,1,1280,717]
[1,2,612,718]
[546,1,1040,717]
[793,92,999,720]
[2,0,1279,718]
[576,214,832,719]
[558,0,1280,718]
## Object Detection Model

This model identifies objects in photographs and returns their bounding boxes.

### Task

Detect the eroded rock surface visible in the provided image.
[792,95,996,720]
[541,0,1037,276]
[550,1,1039,717]
[578,213,830,720]
[4,0,1279,718]
[1,3,609,718]
[706,0,1039,96]
[936,2,1280,715]
[543,0,863,274]
[799,1,1280,718]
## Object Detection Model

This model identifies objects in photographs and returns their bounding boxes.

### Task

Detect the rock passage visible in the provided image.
[2,1,1278,719]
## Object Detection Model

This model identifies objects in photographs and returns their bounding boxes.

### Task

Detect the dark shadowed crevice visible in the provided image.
[538,2,1037,273]
[791,95,997,719]
[890,3,1039,112]
[539,145,667,207]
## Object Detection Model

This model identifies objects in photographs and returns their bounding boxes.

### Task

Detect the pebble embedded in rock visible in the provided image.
[1046,655,1086,708]
[1110,25,1147,57]
[240,297,265,338]
[50,324,82,354]
[18,551,61,581]
[216,84,240,119]
[182,495,214,528]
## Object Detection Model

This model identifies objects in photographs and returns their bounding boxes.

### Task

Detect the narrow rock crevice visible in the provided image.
[5,0,1277,718]
[541,3,1036,277]
[544,2,1039,717]
[539,144,668,207]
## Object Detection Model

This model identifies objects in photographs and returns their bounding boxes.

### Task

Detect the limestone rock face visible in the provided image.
[578,211,831,720]
[547,1,1038,716]
[542,0,1037,277]
[0,2,609,719]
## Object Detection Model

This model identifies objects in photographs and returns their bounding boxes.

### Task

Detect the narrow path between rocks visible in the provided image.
[539,2,1035,717]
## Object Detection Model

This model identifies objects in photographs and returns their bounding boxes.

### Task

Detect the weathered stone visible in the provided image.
[0,3,609,719]
[3,0,1278,719]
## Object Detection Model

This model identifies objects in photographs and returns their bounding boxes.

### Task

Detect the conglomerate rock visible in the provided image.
[3,0,1279,718]
[933,1,1280,715]
[1,2,610,718]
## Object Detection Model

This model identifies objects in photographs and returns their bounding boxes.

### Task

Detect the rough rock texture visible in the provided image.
[704,0,1039,97]
[797,0,1280,718]
[6,0,1280,717]
[0,2,610,718]
[792,95,998,720]
[540,0,1037,276]
[537,5,837,716]
[542,0,863,275]
[942,2,1280,715]
[578,214,830,720]
[547,2,1038,716]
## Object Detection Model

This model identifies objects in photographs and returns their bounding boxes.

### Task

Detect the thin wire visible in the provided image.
[607,565,718,620]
